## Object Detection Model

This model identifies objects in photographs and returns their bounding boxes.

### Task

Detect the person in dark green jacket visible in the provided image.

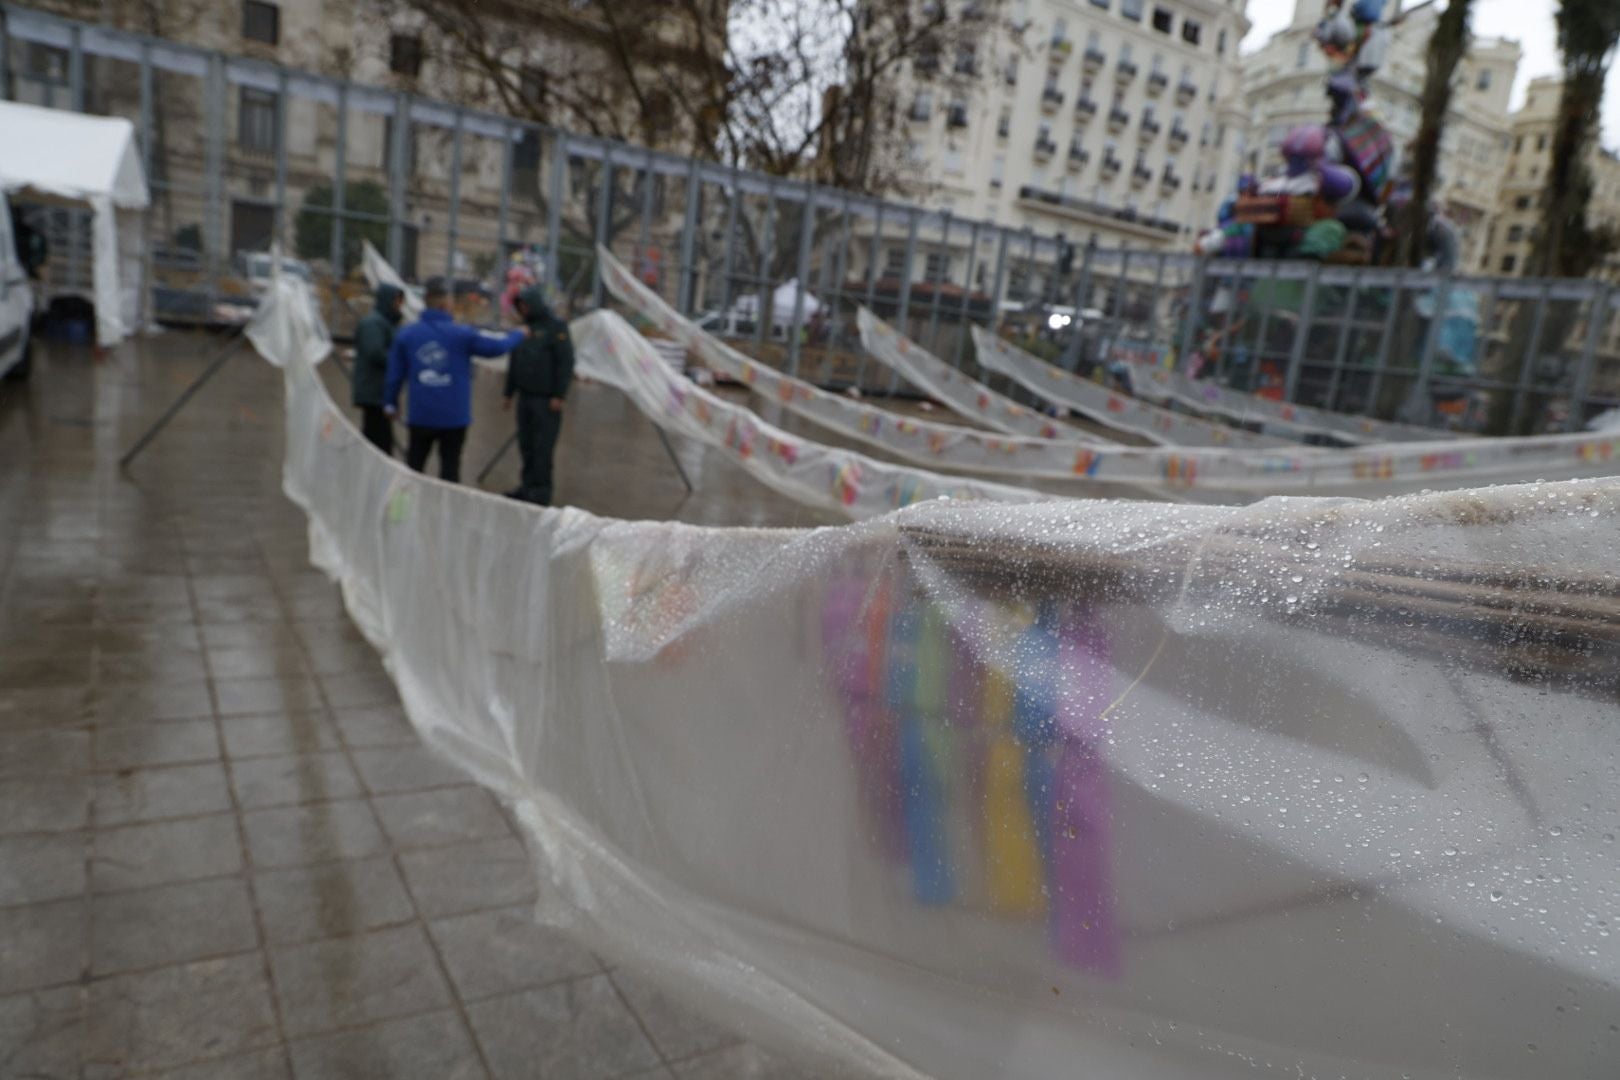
[352,283,405,454]
[503,285,574,505]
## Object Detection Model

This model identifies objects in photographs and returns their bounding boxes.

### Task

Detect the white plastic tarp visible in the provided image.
[254,275,1620,1080]
[1121,351,1451,444]
[856,307,1086,440]
[970,326,1290,450]
[0,100,149,346]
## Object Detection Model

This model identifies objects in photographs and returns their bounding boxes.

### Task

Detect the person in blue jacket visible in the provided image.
[383,276,527,483]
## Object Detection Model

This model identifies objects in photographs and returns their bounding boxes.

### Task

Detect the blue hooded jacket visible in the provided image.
[383,308,525,428]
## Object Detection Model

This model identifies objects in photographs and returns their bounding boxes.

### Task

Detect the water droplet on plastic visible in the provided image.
[1489,889,1504,903]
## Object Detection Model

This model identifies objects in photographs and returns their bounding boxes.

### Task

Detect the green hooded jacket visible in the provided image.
[351,283,404,407]
[504,285,575,401]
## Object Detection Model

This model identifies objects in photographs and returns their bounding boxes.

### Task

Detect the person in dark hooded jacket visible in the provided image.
[502,285,574,505]
[352,283,405,454]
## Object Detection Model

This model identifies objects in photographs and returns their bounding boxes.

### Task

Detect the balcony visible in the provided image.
[1115,60,1138,85]
[1176,79,1198,105]
[1041,87,1064,112]
[1168,124,1189,151]
[1050,38,1073,59]
[1083,47,1106,73]
[1013,184,1181,236]
[1131,163,1153,188]
[1147,71,1168,96]
[1067,144,1090,170]
[1160,169,1182,195]
[1075,97,1098,122]
[1107,107,1129,133]
[1138,117,1161,144]
[1034,136,1057,160]
[1100,155,1122,179]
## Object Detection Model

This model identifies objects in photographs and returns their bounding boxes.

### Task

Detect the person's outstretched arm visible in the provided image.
[464,325,527,358]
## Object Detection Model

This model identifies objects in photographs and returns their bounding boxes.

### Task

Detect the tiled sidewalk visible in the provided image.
[0,336,817,1079]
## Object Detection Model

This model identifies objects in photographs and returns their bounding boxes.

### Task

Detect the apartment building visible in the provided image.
[1482,76,1620,282]
[889,0,1251,273]
[1242,0,1519,272]
[3,0,723,281]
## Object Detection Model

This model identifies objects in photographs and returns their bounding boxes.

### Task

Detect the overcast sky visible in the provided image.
[1239,0,1620,150]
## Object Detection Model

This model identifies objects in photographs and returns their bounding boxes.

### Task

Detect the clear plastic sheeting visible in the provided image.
[254,277,1620,1080]
[1120,350,1451,444]
[855,307,1084,440]
[969,326,1290,450]
[566,310,1045,516]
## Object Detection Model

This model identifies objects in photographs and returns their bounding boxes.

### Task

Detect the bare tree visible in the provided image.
[1398,0,1472,268]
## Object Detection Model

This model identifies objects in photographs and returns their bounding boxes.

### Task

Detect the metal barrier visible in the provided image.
[3,2,1618,433]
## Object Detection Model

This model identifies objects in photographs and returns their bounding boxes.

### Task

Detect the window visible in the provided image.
[990,154,1006,188]
[1005,54,1018,85]
[237,87,277,154]
[944,147,965,173]
[924,252,950,283]
[1090,0,1109,8]
[1052,16,1068,45]
[910,89,933,121]
[1120,0,1143,21]
[1514,135,1523,154]
[513,129,542,170]
[242,0,279,45]
[231,201,275,254]
[389,34,422,77]
[1119,42,1132,64]
[956,44,977,75]
[1088,28,1102,49]
[1507,225,1524,242]
[1476,69,1491,91]
[1151,54,1164,75]
[884,247,908,277]
[1182,18,1201,46]
[1500,254,1516,273]
[1296,42,1309,68]
[1151,7,1173,34]
[24,42,68,82]
[1536,134,1547,152]
[1217,28,1227,55]
[520,65,546,106]
[997,108,1011,137]
[1514,195,1532,210]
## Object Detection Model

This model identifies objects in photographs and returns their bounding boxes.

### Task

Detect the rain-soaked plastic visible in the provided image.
[970,325,1291,449]
[256,276,1620,1080]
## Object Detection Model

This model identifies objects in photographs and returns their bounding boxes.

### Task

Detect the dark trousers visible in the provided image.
[405,425,468,483]
[359,405,393,456]
[514,395,563,505]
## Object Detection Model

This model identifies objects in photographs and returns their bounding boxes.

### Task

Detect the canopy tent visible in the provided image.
[0,100,150,347]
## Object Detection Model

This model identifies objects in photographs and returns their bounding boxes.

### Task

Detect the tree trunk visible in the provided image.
[1400,0,1473,268]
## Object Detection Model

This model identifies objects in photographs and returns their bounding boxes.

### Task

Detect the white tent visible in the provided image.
[725,278,823,322]
[0,100,150,347]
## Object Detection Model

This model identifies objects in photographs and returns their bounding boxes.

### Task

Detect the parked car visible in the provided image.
[0,191,36,380]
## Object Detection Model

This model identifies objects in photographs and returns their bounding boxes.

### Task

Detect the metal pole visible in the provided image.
[475,431,520,484]
[444,110,463,279]
[852,199,886,390]
[1282,262,1320,404]
[653,426,695,494]
[1404,269,1453,423]
[718,167,741,323]
[1323,280,1359,411]
[754,179,777,349]
[1364,270,1403,416]
[1565,283,1612,432]
[545,132,565,297]
[331,83,347,277]
[888,208,920,395]
[119,331,246,468]
[205,56,225,307]
[1175,255,1206,376]
[496,122,512,261]
[676,159,701,315]
[1506,283,1551,434]
[636,151,656,277]
[924,213,951,352]
[787,184,816,379]
[953,220,982,369]
[138,43,155,330]
[386,92,409,268]
[68,24,83,110]
[591,144,613,308]
[273,70,288,249]
[987,226,1010,332]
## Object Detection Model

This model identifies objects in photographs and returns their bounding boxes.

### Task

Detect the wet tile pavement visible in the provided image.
[0,335,828,1078]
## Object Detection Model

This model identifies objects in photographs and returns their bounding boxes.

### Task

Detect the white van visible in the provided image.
[0,191,35,380]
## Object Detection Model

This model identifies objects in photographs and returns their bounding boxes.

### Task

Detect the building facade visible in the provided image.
[1482,76,1620,282]
[890,0,1252,267]
[1242,0,1520,272]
